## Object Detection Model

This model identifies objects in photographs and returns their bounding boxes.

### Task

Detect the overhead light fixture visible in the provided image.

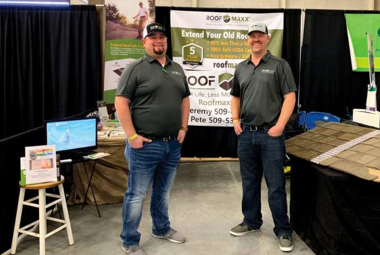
[0,0,70,5]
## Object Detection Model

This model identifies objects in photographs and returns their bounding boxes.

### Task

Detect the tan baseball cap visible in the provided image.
[247,22,268,35]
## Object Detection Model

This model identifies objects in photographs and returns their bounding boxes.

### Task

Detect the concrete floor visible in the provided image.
[10,162,314,255]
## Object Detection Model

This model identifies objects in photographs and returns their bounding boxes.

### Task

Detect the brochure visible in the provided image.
[97,100,109,122]
[25,145,57,184]
[84,152,110,160]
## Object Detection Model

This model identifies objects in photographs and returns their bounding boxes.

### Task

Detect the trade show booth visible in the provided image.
[2,3,380,255]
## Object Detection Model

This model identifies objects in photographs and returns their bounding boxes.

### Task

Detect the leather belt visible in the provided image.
[242,125,273,131]
[143,134,176,142]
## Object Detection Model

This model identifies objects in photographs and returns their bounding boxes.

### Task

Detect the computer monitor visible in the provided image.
[45,117,97,155]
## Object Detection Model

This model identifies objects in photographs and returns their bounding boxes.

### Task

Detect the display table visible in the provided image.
[286,122,380,182]
[68,135,128,205]
[290,157,380,255]
[287,122,380,254]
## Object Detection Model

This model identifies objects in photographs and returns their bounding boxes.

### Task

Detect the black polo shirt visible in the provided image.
[116,54,190,137]
[230,51,297,126]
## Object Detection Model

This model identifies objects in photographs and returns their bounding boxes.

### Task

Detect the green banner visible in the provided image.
[105,40,145,61]
[171,28,283,60]
[345,14,380,72]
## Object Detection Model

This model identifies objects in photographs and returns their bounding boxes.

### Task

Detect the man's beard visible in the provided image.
[153,47,165,55]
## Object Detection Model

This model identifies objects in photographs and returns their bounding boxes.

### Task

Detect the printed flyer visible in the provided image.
[25,145,57,184]
[170,10,284,127]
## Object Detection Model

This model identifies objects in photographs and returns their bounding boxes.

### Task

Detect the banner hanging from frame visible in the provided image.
[170,10,284,127]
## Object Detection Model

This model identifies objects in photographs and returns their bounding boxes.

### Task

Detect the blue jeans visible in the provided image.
[238,129,292,237]
[120,139,181,248]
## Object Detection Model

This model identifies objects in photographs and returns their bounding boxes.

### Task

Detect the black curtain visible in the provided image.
[0,5,101,253]
[156,7,301,157]
[300,10,380,119]
[0,128,44,254]
[0,5,101,140]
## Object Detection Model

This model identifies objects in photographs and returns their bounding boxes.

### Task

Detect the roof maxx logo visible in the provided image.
[223,15,231,23]
[206,15,249,23]
[206,15,223,22]
[231,16,249,22]
[150,25,163,30]
[219,73,234,91]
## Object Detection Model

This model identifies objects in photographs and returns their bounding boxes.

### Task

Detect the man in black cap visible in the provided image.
[115,23,190,255]
[230,21,296,252]
[133,2,148,39]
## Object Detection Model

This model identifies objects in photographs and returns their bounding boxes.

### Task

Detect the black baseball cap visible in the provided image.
[143,23,167,38]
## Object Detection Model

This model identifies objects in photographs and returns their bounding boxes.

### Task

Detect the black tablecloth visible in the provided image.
[290,157,380,255]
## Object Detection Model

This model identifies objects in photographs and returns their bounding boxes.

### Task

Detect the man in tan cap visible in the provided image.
[230,21,296,252]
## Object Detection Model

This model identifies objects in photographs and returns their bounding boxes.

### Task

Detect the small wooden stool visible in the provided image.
[11,176,74,255]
